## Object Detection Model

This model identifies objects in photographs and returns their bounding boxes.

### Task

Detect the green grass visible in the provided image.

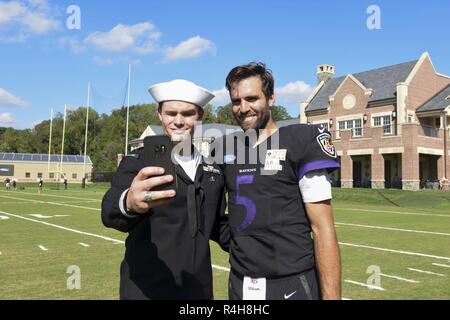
[0,186,449,300]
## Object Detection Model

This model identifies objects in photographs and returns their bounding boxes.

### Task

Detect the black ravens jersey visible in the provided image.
[221,124,340,279]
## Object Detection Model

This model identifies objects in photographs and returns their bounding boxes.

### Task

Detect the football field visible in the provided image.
[0,185,449,300]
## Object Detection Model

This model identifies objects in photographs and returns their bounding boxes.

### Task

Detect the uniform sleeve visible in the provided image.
[101,152,146,233]
[299,169,332,203]
[296,125,340,180]
[210,187,230,252]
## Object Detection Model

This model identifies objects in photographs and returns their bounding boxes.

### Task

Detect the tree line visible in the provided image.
[0,104,293,172]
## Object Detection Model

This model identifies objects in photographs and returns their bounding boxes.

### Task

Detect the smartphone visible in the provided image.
[143,135,178,192]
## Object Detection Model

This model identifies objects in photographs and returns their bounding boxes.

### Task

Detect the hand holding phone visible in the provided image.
[126,167,177,214]
[125,136,179,214]
[143,135,178,192]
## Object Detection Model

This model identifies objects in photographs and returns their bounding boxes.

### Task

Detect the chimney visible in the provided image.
[317,64,335,84]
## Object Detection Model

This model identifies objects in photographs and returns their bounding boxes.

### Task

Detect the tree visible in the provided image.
[201,104,217,124]
[0,102,294,173]
[271,105,293,121]
[216,104,237,125]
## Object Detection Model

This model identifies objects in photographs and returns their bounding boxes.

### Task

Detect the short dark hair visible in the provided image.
[225,62,275,101]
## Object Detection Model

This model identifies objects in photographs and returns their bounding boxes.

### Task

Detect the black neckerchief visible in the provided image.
[175,149,205,238]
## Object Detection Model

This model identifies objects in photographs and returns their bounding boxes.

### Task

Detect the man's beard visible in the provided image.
[236,107,271,132]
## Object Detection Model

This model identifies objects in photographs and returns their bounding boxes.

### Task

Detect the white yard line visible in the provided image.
[335,222,450,237]
[335,207,450,218]
[212,264,230,272]
[2,209,230,273]
[379,273,420,284]
[0,194,100,212]
[339,242,450,261]
[38,245,48,251]
[0,210,123,244]
[342,297,352,300]
[432,263,450,269]
[79,243,90,248]
[0,201,40,205]
[4,205,449,278]
[0,209,239,274]
[0,190,101,202]
[407,268,446,277]
[344,280,385,291]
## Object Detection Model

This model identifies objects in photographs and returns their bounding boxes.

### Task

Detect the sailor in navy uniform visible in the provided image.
[102,80,229,300]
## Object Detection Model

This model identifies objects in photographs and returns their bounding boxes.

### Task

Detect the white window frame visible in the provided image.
[337,118,363,138]
[373,115,392,135]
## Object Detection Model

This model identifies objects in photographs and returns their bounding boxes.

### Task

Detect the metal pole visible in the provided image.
[47,108,53,175]
[125,64,131,156]
[444,111,448,180]
[60,105,67,182]
[83,82,91,181]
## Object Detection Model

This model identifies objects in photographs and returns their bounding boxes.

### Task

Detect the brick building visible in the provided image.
[301,52,450,191]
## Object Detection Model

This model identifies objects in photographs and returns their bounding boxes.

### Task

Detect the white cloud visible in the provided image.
[59,36,87,54]
[32,119,44,127]
[0,88,29,108]
[276,81,314,104]
[85,22,161,54]
[27,0,49,9]
[164,36,216,62]
[211,87,230,106]
[92,56,142,67]
[0,1,24,24]
[0,0,59,41]
[0,112,19,127]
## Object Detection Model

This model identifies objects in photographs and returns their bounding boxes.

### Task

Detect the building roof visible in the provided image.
[416,84,450,113]
[148,125,164,135]
[0,153,93,165]
[306,60,418,112]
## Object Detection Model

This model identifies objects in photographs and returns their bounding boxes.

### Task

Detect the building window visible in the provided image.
[373,116,392,135]
[72,173,77,179]
[37,173,43,179]
[374,117,381,127]
[49,173,55,179]
[435,118,441,128]
[338,119,363,138]
[354,119,363,137]
[25,172,30,178]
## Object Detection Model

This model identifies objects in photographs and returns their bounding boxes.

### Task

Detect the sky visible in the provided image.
[1,0,450,129]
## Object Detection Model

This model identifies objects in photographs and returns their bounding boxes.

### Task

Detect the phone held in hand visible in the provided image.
[143,135,178,192]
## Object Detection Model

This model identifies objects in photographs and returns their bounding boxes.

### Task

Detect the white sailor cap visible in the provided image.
[148,79,215,108]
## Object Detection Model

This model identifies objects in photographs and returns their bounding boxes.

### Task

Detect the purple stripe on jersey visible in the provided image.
[298,160,340,180]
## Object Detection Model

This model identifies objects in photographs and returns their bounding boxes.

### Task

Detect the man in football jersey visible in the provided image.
[220,62,341,300]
